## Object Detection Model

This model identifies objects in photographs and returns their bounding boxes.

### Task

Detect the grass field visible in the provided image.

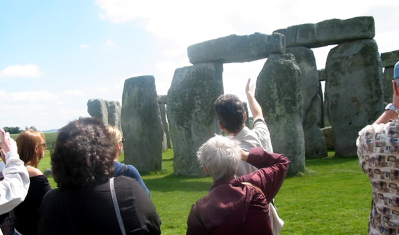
[15,133,372,234]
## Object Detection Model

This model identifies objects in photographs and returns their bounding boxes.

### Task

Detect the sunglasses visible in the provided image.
[120,138,125,144]
[37,142,46,147]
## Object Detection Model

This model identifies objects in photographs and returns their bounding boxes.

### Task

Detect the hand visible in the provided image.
[393,80,399,108]
[0,149,5,163]
[241,149,249,162]
[0,129,11,154]
[245,78,255,97]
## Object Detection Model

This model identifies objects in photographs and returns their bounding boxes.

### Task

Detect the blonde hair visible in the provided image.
[105,126,123,146]
[16,129,45,167]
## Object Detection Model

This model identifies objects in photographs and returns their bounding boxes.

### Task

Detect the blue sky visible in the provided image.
[1,0,398,131]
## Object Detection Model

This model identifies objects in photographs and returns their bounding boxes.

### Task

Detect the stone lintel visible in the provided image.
[187,33,285,64]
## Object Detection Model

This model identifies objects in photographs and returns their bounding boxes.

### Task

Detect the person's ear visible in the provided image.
[203,165,210,174]
[218,121,225,130]
[117,142,123,151]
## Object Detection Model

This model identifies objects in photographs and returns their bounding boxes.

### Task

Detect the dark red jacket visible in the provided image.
[186,148,290,235]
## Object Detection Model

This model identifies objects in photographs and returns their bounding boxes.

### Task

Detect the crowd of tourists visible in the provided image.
[1,61,397,234]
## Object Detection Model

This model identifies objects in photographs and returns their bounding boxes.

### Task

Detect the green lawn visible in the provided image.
[21,133,371,235]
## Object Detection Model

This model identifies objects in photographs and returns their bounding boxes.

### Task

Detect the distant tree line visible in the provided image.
[2,126,38,134]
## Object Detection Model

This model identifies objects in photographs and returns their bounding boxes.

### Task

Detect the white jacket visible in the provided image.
[0,139,30,215]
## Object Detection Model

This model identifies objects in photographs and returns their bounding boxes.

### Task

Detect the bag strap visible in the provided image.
[110,177,127,235]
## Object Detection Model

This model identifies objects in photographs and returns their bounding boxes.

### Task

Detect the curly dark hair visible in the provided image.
[51,117,116,189]
[214,94,246,134]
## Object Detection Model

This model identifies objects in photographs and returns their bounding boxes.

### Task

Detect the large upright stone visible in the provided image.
[325,39,384,156]
[105,101,122,131]
[275,16,375,48]
[255,54,305,174]
[167,63,223,176]
[87,99,108,124]
[187,33,285,64]
[286,47,327,158]
[381,50,399,103]
[158,95,171,148]
[381,50,399,67]
[121,76,163,173]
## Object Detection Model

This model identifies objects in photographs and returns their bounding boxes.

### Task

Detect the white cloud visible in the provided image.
[0,64,42,78]
[0,90,59,102]
[105,38,115,47]
[80,44,90,49]
[61,89,85,97]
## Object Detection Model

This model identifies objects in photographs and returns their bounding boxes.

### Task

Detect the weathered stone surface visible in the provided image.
[384,67,394,103]
[275,16,375,48]
[158,95,167,104]
[317,82,324,128]
[162,132,168,151]
[158,99,171,149]
[167,63,223,176]
[286,47,327,158]
[381,50,399,67]
[105,101,122,131]
[318,69,326,81]
[87,99,108,125]
[255,54,305,174]
[321,126,334,150]
[121,76,163,173]
[325,39,384,156]
[187,33,285,64]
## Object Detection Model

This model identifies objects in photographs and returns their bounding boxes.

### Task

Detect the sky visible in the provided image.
[1,0,399,131]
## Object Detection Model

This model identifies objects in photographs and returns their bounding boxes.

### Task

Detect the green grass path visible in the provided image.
[38,147,370,235]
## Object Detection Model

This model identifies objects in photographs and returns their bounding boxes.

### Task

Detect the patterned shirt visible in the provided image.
[357,118,399,235]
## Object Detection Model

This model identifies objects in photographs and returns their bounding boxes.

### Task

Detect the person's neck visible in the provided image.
[225,125,245,136]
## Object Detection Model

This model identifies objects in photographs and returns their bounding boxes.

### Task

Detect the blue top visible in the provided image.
[114,161,151,197]
[395,61,399,79]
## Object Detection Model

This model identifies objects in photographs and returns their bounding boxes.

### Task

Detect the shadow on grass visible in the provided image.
[144,174,212,192]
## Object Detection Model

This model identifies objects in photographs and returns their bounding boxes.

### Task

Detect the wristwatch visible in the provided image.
[385,103,399,115]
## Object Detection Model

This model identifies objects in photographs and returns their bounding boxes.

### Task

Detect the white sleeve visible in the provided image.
[0,139,30,214]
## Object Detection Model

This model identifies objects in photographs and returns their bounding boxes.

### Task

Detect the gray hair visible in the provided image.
[197,135,241,182]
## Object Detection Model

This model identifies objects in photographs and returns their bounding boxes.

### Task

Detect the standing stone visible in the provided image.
[321,126,335,150]
[383,67,394,103]
[121,76,163,173]
[105,101,122,131]
[381,50,399,103]
[286,47,327,158]
[87,99,108,125]
[255,54,305,174]
[325,39,384,156]
[187,33,285,64]
[158,95,171,148]
[167,63,223,176]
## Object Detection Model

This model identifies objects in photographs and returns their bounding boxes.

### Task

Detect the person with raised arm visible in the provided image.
[357,61,399,234]
[0,129,30,215]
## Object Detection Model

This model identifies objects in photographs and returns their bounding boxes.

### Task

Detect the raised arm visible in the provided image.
[246,78,263,121]
[0,129,30,214]
[374,80,399,124]
[240,147,290,202]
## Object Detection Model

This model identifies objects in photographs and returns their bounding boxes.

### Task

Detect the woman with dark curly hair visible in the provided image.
[38,117,161,235]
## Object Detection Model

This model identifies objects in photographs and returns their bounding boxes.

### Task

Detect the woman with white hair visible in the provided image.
[186,135,290,235]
